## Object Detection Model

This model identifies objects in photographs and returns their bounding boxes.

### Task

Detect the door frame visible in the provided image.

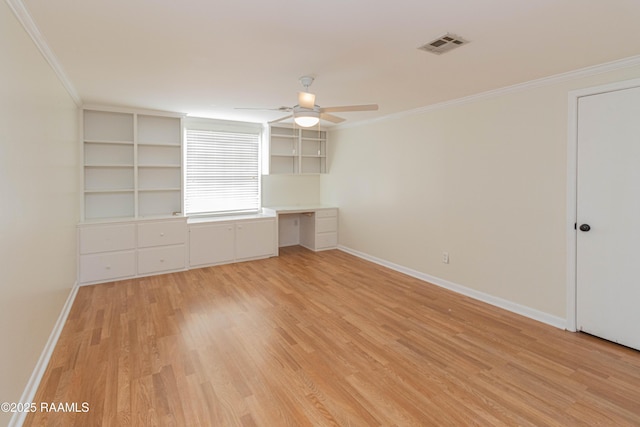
[566,77,640,332]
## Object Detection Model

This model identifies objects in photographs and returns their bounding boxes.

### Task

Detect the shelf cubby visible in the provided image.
[269,125,327,174]
[138,166,181,190]
[84,192,135,219]
[138,190,182,217]
[82,109,183,220]
[84,166,134,191]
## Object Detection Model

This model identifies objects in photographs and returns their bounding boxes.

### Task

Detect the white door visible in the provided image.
[576,85,640,350]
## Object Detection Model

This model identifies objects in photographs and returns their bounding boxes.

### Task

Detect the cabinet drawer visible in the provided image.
[138,245,186,275]
[316,217,337,233]
[79,224,135,254]
[316,209,337,218]
[316,232,338,250]
[138,220,186,248]
[80,251,136,283]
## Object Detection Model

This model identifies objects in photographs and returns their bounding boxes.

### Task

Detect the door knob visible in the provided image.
[579,224,591,232]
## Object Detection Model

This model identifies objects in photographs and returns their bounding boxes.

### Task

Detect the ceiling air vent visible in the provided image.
[418,33,469,55]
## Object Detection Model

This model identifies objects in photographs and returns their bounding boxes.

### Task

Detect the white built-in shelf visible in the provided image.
[84,110,133,141]
[84,189,135,193]
[269,125,327,174]
[84,140,134,145]
[82,109,183,221]
[138,114,181,144]
[84,164,135,168]
[270,132,297,138]
[138,143,178,150]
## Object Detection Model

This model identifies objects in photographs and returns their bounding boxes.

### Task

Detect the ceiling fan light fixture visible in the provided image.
[294,109,320,127]
[298,91,316,109]
[245,76,378,126]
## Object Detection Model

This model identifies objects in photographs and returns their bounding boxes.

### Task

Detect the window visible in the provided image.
[185,118,262,216]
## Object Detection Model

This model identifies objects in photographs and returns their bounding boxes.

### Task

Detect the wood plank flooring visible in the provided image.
[25,246,640,426]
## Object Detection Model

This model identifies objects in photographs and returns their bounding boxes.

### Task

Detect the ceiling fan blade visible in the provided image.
[320,104,379,113]
[269,114,293,124]
[298,92,316,109]
[320,113,345,124]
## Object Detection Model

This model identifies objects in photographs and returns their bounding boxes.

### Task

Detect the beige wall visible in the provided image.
[262,174,321,206]
[322,64,640,321]
[0,2,79,423]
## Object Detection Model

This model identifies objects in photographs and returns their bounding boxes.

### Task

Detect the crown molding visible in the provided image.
[6,0,82,106]
[82,104,187,118]
[338,54,640,131]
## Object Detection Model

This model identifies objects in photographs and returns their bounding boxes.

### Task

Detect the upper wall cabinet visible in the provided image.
[269,125,327,174]
[82,108,183,221]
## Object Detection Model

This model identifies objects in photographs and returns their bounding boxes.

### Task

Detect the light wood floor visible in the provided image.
[25,246,640,426]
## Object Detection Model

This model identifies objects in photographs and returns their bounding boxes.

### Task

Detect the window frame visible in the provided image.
[183,117,263,217]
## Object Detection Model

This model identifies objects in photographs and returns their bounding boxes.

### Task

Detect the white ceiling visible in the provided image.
[19,0,640,126]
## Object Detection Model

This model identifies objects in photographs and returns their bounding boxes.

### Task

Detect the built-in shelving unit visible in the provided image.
[82,108,183,220]
[269,125,327,174]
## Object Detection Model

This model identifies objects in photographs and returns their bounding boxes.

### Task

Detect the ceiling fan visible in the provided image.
[237,76,378,127]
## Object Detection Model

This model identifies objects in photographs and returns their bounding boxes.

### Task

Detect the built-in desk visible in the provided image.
[263,206,339,254]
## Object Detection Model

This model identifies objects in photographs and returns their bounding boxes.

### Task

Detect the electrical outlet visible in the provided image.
[442,252,449,264]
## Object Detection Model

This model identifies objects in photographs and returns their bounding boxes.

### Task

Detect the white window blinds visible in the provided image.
[185,124,261,216]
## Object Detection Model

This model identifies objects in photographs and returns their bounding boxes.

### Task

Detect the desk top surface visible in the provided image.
[263,205,338,214]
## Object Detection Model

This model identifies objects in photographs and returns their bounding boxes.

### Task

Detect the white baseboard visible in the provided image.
[9,282,79,427]
[338,246,567,330]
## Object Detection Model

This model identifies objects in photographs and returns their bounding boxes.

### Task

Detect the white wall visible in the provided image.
[262,174,320,207]
[321,63,640,322]
[0,2,79,424]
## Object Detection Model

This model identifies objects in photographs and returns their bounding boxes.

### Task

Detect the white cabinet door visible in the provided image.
[189,222,235,267]
[236,219,276,260]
